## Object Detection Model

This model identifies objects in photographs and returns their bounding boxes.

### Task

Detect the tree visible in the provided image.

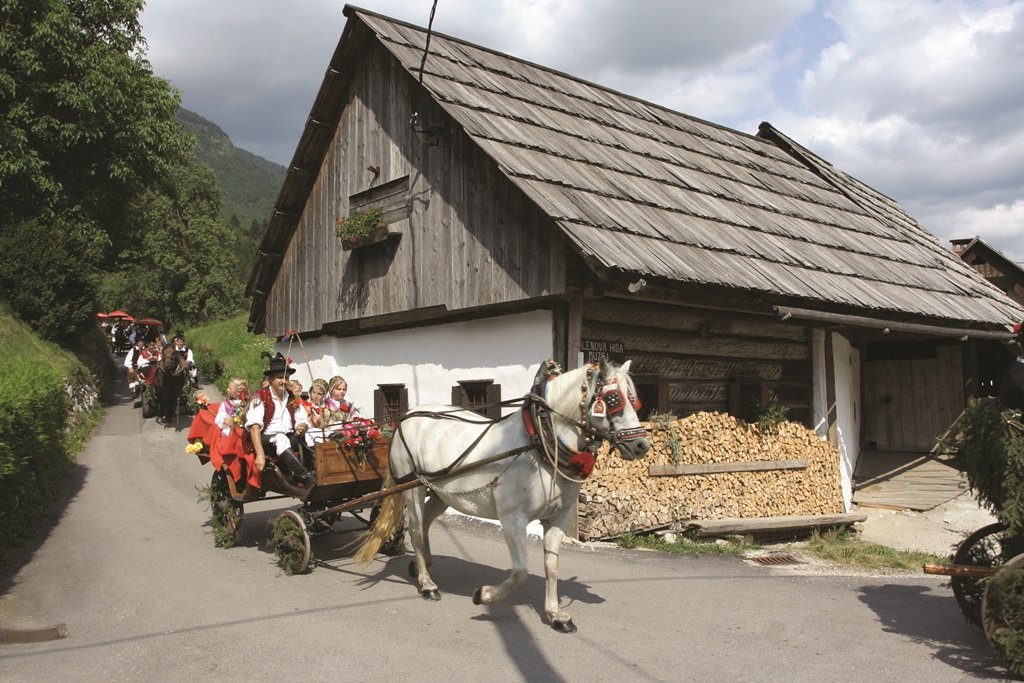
[98,158,245,325]
[0,0,188,340]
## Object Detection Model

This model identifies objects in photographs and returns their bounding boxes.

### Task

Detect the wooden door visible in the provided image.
[861,345,963,452]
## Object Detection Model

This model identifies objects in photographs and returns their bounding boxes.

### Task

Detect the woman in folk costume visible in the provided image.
[305,378,330,447]
[244,353,315,488]
[321,376,361,434]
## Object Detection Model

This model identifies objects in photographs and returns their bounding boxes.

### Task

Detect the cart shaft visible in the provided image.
[922,563,997,578]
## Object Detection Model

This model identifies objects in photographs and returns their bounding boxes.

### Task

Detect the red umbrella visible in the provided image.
[107,310,130,318]
[134,317,163,327]
[121,314,135,323]
[96,312,108,319]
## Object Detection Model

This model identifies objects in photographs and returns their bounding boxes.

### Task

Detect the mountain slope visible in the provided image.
[175,109,286,279]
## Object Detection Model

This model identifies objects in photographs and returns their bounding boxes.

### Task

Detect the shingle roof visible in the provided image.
[250,6,1022,333]
[350,7,1020,330]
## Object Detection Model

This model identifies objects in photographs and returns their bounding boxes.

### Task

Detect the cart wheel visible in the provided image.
[269,510,311,575]
[982,552,1024,678]
[951,522,1024,627]
[370,503,406,556]
[209,471,244,547]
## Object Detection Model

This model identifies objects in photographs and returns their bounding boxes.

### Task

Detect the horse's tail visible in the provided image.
[353,470,403,569]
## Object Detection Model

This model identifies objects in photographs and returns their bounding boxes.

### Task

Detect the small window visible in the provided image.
[453,380,501,418]
[728,379,766,423]
[374,384,408,426]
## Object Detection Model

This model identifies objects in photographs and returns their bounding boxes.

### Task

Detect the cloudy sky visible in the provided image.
[139,0,1024,262]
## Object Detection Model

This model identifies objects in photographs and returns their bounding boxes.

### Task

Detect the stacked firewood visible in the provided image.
[578,412,844,540]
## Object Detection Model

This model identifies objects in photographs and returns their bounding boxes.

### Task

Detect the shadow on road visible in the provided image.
[858,583,1007,679]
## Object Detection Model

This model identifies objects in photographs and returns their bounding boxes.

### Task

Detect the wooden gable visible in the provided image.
[257,24,568,336]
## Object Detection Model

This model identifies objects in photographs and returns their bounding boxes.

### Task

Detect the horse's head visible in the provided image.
[162,344,189,376]
[546,359,650,460]
[588,359,650,460]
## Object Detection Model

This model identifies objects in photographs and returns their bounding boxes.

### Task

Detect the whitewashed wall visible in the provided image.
[278,310,554,415]
[811,329,861,511]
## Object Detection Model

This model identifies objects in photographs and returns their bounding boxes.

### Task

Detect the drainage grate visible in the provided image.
[751,553,802,566]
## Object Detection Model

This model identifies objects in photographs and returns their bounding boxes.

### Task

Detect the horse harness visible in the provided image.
[391,363,645,488]
[523,363,644,479]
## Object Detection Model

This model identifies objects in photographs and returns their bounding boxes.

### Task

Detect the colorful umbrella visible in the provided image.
[133,317,163,327]
[107,310,130,318]
[96,312,108,319]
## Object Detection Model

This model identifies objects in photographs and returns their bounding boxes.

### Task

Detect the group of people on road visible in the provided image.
[190,352,365,490]
[121,331,199,396]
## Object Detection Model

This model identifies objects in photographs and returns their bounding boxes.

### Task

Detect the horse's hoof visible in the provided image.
[421,589,441,601]
[551,618,577,634]
[472,588,483,605]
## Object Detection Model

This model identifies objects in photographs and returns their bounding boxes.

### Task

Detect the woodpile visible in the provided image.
[578,412,844,540]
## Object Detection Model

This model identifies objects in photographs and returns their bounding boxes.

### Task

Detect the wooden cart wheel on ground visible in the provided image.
[269,510,311,575]
[982,552,1024,679]
[209,470,244,547]
[952,522,1015,627]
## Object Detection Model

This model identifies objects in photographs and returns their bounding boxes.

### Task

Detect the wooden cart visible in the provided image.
[206,435,404,574]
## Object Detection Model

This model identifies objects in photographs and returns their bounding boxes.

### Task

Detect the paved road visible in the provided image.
[0,378,1010,682]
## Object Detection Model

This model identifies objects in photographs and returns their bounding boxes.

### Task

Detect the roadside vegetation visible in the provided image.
[0,307,105,569]
[185,313,275,394]
[615,525,948,571]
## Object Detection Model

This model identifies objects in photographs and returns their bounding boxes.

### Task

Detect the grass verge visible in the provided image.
[615,526,949,570]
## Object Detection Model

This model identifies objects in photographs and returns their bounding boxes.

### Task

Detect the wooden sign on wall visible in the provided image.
[581,339,625,363]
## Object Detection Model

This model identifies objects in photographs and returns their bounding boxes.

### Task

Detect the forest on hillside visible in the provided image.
[0,1,285,343]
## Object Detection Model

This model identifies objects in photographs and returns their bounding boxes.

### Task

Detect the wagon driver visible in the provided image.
[244,353,316,488]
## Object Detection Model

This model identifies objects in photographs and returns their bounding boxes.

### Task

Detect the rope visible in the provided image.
[417,0,439,85]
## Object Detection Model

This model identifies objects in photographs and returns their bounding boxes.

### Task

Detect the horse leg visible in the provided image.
[410,493,448,578]
[541,515,576,633]
[472,512,529,607]
[404,488,441,601]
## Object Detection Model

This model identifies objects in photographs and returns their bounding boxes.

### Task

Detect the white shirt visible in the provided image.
[215,399,245,436]
[245,389,309,436]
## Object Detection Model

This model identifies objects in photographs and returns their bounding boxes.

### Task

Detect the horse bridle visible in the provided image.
[528,366,646,452]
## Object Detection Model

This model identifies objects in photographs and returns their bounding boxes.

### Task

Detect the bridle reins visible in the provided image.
[389,365,646,485]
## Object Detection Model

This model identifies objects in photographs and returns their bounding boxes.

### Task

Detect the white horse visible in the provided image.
[356,359,650,633]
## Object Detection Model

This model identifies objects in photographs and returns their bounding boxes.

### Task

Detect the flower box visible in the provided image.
[341,225,402,251]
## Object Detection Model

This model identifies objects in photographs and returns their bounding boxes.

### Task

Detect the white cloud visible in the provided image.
[138,0,1024,261]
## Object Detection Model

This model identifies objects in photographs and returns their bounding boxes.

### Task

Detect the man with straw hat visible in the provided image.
[244,352,315,489]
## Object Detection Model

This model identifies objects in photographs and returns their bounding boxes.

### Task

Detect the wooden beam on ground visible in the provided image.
[648,459,808,476]
[685,513,867,538]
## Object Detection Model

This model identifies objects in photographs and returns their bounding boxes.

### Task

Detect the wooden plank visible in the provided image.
[648,459,807,476]
[686,513,867,537]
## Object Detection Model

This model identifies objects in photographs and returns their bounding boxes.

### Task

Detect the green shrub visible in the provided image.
[0,363,73,564]
[949,397,1024,536]
[754,402,789,430]
[0,306,101,569]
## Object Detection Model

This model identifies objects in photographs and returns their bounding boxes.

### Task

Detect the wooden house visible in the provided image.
[247,6,1024,510]
[951,236,1024,397]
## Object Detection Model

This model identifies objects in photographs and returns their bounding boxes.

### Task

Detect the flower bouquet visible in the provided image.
[331,418,384,458]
